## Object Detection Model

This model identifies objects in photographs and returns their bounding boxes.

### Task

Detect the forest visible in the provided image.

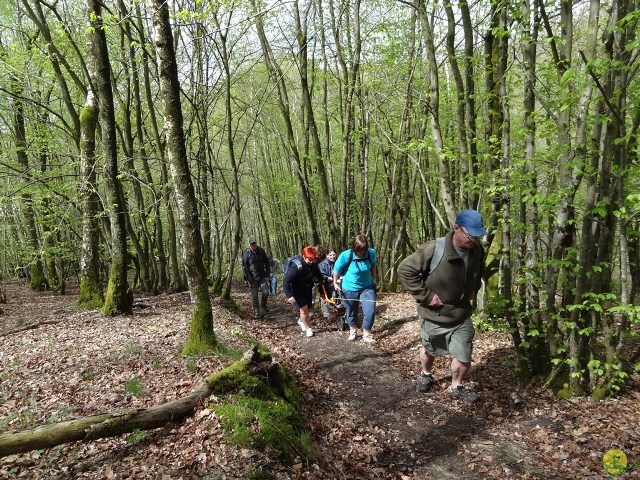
[0,0,639,474]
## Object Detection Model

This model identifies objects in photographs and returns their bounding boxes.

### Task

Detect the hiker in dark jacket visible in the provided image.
[242,236,271,318]
[398,209,486,404]
[318,248,337,319]
[283,246,323,337]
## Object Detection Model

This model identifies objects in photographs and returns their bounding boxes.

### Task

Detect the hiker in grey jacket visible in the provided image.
[398,209,486,404]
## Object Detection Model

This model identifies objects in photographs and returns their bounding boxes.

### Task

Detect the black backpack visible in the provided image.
[283,255,304,275]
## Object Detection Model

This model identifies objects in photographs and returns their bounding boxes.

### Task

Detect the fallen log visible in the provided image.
[1,319,63,337]
[0,345,262,457]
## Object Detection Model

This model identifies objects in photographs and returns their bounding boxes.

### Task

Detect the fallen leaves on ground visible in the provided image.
[1,281,639,479]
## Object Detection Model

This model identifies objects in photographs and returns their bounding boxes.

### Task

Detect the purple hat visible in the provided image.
[455,209,487,236]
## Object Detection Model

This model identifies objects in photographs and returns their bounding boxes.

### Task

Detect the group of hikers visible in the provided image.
[241,209,487,404]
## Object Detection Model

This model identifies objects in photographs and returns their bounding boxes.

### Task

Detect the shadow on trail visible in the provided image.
[300,333,490,479]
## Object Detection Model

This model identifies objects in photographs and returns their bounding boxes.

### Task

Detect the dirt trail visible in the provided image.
[252,299,555,479]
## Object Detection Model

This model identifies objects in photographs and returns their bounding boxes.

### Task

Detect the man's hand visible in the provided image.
[287,296,296,305]
[428,293,443,308]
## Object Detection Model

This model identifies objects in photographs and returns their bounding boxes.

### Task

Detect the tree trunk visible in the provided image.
[152,0,218,354]
[11,77,48,292]
[134,2,181,292]
[89,0,132,316]
[417,0,456,224]
[293,0,340,249]
[518,0,548,376]
[78,86,104,308]
[250,0,320,245]
[211,11,243,302]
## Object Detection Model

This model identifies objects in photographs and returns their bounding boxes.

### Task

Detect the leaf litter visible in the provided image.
[1,281,639,479]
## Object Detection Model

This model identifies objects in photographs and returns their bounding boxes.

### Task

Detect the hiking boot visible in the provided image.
[416,372,435,393]
[448,385,480,404]
[305,328,314,337]
[297,319,307,332]
[362,333,376,344]
[348,330,357,341]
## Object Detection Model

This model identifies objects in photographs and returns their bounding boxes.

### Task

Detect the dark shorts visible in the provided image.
[294,293,313,310]
[419,316,474,363]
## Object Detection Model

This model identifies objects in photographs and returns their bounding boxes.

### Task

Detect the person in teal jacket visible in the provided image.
[333,234,377,343]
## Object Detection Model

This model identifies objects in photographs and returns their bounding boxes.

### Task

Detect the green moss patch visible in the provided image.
[209,348,311,464]
[215,395,311,464]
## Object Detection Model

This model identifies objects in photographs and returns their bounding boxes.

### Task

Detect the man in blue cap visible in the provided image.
[398,209,487,403]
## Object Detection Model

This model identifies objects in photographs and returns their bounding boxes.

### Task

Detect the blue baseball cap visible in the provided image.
[455,209,487,236]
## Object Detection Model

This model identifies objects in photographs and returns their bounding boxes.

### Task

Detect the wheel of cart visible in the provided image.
[319,284,349,331]
[332,300,348,331]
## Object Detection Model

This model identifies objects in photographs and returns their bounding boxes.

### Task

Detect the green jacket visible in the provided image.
[398,231,484,324]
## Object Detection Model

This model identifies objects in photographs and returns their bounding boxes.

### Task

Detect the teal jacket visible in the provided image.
[334,247,376,292]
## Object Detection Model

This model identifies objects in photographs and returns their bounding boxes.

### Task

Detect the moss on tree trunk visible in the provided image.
[78,275,104,309]
[102,259,132,316]
[28,263,49,292]
[152,0,217,352]
[181,288,218,355]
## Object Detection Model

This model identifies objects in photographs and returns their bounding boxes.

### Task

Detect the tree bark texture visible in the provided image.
[78,94,104,308]
[89,0,132,315]
[152,0,217,353]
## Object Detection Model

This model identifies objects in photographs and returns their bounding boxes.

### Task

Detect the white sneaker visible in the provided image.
[362,333,376,344]
[348,330,357,341]
[305,328,314,337]
[297,319,307,332]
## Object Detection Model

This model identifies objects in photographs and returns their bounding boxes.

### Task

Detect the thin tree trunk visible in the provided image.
[213,11,243,302]
[11,78,48,291]
[518,0,548,376]
[417,0,456,224]
[250,0,320,244]
[78,78,103,308]
[293,0,341,249]
[135,2,181,291]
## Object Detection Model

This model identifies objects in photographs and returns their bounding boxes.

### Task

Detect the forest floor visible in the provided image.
[1,281,639,479]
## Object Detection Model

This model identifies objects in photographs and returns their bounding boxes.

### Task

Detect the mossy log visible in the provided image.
[0,346,264,457]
